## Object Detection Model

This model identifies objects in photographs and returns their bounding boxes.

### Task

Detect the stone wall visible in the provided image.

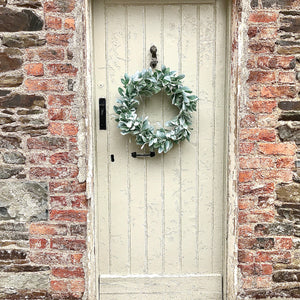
[0,0,87,299]
[238,0,300,298]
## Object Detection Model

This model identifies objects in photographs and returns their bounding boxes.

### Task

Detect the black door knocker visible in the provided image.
[150,45,158,69]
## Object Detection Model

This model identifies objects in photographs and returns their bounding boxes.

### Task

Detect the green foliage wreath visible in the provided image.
[113,66,199,153]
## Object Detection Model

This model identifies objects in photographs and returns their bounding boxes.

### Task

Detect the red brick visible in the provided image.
[49,108,68,121]
[48,64,78,76]
[50,152,76,165]
[49,122,63,135]
[240,114,256,128]
[29,153,47,164]
[258,56,295,70]
[254,170,292,182]
[46,33,73,46]
[65,18,75,30]
[249,41,275,53]
[249,85,260,99]
[239,182,275,196]
[30,238,48,249]
[239,210,275,224]
[49,181,72,193]
[248,12,278,23]
[255,251,273,263]
[278,72,295,84]
[51,280,68,292]
[52,267,84,278]
[247,58,256,69]
[44,0,75,13]
[24,63,44,76]
[27,137,67,150]
[239,250,254,263]
[247,71,275,83]
[239,198,255,210]
[27,48,65,61]
[29,252,82,265]
[239,264,255,276]
[30,167,70,179]
[240,157,274,169]
[261,86,297,98]
[259,27,278,39]
[25,79,64,92]
[30,224,67,236]
[276,157,294,169]
[45,15,62,29]
[239,170,253,183]
[48,95,74,108]
[240,142,255,155]
[261,264,272,275]
[50,238,86,251]
[239,225,254,237]
[256,276,272,289]
[70,280,85,293]
[258,143,296,155]
[50,210,87,222]
[248,100,277,113]
[248,26,258,38]
[71,195,88,209]
[63,123,78,136]
[240,129,276,142]
[50,196,68,208]
[276,238,293,250]
[242,277,255,289]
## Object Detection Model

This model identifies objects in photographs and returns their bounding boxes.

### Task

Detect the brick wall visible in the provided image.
[0,0,87,299]
[238,0,300,298]
[1,0,300,299]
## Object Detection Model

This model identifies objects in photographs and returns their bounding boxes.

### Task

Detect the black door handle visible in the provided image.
[99,98,106,130]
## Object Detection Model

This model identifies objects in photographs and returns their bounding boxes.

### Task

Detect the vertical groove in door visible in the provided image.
[161,5,165,275]
[125,5,131,275]
[179,4,183,273]
[196,4,200,273]
[211,3,217,273]
[104,4,112,275]
[142,5,149,274]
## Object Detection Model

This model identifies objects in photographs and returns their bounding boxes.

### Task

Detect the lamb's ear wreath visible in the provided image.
[113,66,199,153]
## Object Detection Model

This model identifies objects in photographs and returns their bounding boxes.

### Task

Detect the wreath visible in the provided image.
[113,65,199,153]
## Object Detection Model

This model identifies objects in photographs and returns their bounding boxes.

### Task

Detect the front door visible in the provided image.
[93,0,228,298]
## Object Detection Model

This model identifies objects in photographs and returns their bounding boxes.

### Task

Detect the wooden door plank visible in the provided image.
[162,5,182,274]
[127,5,148,274]
[100,275,222,294]
[197,4,215,273]
[180,4,199,274]
[93,0,110,274]
[106,5,129,274]
[144,5,165,275]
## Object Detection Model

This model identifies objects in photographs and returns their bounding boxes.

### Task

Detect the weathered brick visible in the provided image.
[50,210,87,222]
[247,71,275,83]
[64,18,75,30]
[47,64,78,76]
[52,267,84,278]
[258,143,296,155]
[45,15,62,30]
[249,12,278,23]
[46,33,72,46]
[25,79,64,92]
[30,223,68,236]
[29,238,48,249]
[261,86,297,98]
[239,170,254,183]
[240,157,274,169]
[24,63,44,76]
[27,48,65,61]
[240,129,276,142]
[248,100,277,113]
[50,238,86,251]
[44,0,75,13]
[27,137,67,150]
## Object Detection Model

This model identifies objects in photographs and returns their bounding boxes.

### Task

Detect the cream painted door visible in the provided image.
[93,0,227,299]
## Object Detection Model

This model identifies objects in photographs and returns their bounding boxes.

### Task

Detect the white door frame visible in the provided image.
[84,0,240,299]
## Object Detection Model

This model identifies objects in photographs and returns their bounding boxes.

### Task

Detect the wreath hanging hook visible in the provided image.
[150,45,158,69]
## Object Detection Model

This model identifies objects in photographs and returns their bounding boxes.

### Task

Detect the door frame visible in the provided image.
[84,0,241,298]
